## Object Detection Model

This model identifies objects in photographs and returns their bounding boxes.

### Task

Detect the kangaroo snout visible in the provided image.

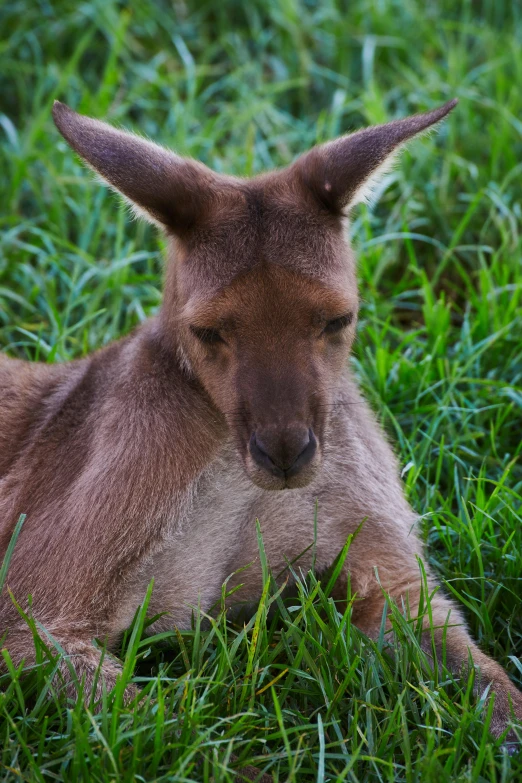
[248,426,318,487]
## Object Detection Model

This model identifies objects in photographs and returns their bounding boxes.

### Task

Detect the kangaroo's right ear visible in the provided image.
[52,101,217,233]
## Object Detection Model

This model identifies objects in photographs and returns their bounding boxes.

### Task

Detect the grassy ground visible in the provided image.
[1,0,522,780]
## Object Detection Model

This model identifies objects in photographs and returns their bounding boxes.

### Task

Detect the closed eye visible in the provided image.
[190,325,225,346]
[322,313,353,336]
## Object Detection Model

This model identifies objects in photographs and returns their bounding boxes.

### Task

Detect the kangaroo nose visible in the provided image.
[249,428,317,478]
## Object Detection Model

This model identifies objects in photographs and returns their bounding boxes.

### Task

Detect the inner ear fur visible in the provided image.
[52,101,220,233]
[293,99,457,214]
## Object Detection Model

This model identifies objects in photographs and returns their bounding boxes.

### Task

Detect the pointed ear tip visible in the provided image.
[418,98,458,130]
[434,98,458,120]
[52,100,73,127]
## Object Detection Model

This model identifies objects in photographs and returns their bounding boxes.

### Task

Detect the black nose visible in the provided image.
[249,428,317,479]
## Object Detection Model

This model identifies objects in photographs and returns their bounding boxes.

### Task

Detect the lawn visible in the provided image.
[1,0,522,780]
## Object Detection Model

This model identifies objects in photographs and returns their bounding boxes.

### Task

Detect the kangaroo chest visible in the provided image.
[114,446,327,635]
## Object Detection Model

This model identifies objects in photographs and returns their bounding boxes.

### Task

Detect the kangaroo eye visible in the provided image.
[323,313,353,336]
[190,326,224,346]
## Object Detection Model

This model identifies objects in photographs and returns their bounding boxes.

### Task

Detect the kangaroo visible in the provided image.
[0,99,520,745]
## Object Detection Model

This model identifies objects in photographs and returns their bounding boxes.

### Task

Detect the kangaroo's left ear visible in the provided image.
[294,99,457,213]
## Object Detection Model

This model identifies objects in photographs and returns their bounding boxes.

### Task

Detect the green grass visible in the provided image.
[1,0,522,780]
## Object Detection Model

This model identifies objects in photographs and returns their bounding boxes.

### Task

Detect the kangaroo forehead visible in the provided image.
[180,181,352,290]
[180,261,357,328]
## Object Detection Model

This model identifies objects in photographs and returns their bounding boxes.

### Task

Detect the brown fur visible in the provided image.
[1,99,520,749]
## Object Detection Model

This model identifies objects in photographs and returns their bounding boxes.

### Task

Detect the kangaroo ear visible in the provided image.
[52,102,217,232]
[295,99,457,213]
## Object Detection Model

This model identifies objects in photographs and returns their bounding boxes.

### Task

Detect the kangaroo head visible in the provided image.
[53,99,456,490]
